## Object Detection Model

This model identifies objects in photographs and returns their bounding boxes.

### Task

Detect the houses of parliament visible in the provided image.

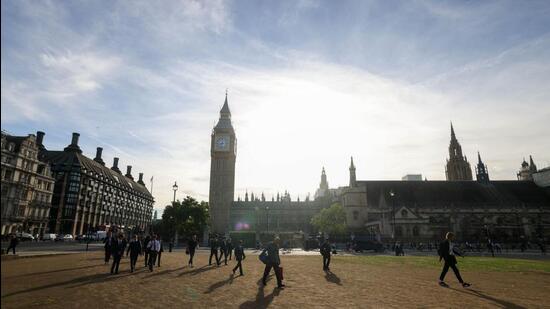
[209,95,550,244]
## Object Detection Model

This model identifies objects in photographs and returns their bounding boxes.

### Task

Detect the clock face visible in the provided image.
[215,135,230,151]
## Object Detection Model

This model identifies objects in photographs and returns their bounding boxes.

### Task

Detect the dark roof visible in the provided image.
[358,180,550,208]
[41,149,152,198]
[3,135,29,153]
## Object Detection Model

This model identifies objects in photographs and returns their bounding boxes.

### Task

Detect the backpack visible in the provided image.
[259,250,269,264]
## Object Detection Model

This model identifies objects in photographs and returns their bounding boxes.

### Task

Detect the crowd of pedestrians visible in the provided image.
[72,228,548,291]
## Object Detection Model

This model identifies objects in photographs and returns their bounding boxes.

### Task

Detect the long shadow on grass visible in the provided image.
[324,270,342,285]
[177,265,217,277]
[449,288,527,309]
[1,272,133,298]
[204,273,235,294]
[5,264,101,279]
[141,266,186,279]
[239,278,280,309]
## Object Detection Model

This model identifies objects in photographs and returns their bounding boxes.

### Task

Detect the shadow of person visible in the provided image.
[239,284,281,309]
[204,273,235,294]
[2,272,132,298]
[141,266,186,280]
[449,288,527,309]
[324,270,342,285]
[177,265,215,277]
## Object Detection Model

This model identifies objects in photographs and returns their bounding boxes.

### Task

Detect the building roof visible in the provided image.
[41,149,153,198]
[357,180,550,208]
[2,134,30,153]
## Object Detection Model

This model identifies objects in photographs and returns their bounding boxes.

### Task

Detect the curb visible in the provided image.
[1,252,81,261]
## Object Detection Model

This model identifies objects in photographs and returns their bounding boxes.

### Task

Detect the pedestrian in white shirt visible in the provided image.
[147,234,161,272]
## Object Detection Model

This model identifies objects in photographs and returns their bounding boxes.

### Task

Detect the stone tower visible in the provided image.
[475,152,490,183]
[445,123,473,181]
[209,93,237,234]
[517,156,537,181]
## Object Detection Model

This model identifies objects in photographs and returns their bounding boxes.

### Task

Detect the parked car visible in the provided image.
[95,231,107,241]
[16,232,35,241]
[63,234,74,241]
[42,233,57,241]
[353,240,385,252]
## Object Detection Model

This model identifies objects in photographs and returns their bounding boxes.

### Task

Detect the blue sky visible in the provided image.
[2,0,550,215]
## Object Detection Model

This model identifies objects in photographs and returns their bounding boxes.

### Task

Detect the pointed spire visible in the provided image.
[477,151,483,164]
[450,121,456,140]
[220,90,231,116]
[350,156,355,169]
[529,155,537,172]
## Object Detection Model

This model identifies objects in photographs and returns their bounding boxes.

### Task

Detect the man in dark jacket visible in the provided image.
[143,234,151,267]
[126,234,142,272]
[232,240,246,276]
[103,231,115,264]
[110,234,127,274]
[187,234,198,267]
[227,237,233,260]
[261,237,284,288]
[320,239,332,271]
[7,234,18,255]
[209,236,220,266]
[438,232,471,288]
[219,238,228,265]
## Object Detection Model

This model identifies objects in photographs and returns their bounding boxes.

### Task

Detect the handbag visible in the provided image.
[185,248,189,255]
[277,266,284,280]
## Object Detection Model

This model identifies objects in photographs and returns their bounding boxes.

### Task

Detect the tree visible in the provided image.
[311,202,347,236]
[159,196,209,241]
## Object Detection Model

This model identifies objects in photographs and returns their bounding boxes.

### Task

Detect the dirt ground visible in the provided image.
[1,251,549,308]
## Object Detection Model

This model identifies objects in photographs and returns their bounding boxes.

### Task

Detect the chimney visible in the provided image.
[94,147,105,165]
[111,157,121,174]
[71,133,80,145]
[125,165,134,180]
[63,132,82,153]
[138,173,145,185]
[36,131,45,147]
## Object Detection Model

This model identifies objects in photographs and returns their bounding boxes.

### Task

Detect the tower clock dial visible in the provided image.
[214,135,230,151]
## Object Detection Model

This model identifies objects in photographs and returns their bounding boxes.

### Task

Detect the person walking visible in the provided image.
[209,236,220,266]
[6,234,18,255]
[103,231,115,264]
[126,234,142,273]
[438,232,471,288]
[110,234,127,274]
[320,239,332,271]
[187,235,198,267]
[227,237,233,261]
[261,237,285,288]
[157,237,164,267]
[143,234,151,267]
[147,234,161,272]
[232,240,246,276]
[487,238,495,257]
[219,237,228,265]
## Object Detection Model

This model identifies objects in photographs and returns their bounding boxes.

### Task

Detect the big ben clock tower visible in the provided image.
[209,93,237,234]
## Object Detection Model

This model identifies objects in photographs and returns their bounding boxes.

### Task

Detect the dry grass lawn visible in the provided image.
[1,251,549,308]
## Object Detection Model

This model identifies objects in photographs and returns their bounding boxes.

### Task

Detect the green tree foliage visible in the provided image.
[156,196,209,241]
[311,202,347,235]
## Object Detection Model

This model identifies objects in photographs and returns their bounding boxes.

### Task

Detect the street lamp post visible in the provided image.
[172,181,178,203]
[390,190,396,240]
